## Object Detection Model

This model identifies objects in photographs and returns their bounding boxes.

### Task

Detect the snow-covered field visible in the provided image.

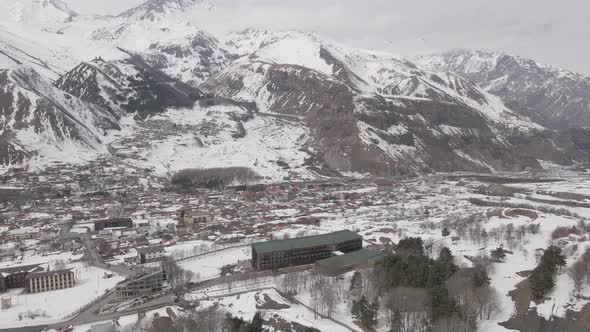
[178,245,251,281]
[115,105,315,181]
[0,263,124,328]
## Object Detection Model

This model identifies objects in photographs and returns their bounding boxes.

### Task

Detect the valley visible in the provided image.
[1,1,590,332]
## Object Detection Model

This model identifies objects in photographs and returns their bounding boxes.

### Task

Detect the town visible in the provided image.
[2,159,590,332]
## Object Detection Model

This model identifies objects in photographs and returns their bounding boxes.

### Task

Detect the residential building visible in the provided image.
[25,269,75,293]
[115,270,164,302]
[94,218,133,231]
[137,245,165,264]
[0,264,44,292]
[375,179,395,192]
[251,230,363,270]
[181,209,213,225]
[8,227,40,241]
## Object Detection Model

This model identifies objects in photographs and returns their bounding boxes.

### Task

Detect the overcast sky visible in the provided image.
[66,0,590,74]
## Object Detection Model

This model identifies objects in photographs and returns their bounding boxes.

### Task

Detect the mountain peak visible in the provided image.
[117,0,214,21]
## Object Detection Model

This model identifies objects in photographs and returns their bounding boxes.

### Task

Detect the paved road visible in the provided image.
[0,253,313,332]
[76,233,135,277]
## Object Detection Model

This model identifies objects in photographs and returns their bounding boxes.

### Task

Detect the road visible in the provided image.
[0,262,315,332]
[69,233,135,278]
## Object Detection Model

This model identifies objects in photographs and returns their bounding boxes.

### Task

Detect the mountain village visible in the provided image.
[2,1,590,332]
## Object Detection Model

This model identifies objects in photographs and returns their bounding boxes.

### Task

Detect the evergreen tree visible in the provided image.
[389,309,403,332]
[442,227,450,237]
[528,245,566,299]
[350,271,362,292]
[351,295,377,328]
[490,246,506,261]
[472,267,491,288]
[251,312,263,332]
[430,285,460,321]
[397,237,425,257]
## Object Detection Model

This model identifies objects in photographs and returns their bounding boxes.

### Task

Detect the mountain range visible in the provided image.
[1,0,590,179]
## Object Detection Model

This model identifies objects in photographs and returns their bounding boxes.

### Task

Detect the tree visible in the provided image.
[384,287,429,332]
[430,285,459,321]
[529,246,566,299]
[389,309,403,332]
[397,237,425,257]
[351,295,378,328]
[490,246,506,261]
[250,312,263,332]
[442,227,450,237]
[53,260,67,270]
[568,260,586,296]
[350,271,362,295]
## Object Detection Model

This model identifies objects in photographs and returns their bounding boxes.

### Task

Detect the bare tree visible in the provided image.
[322,280,338,318]
[384,287,430,332]
[568,260,586,296]
[53,260,67,270]
[431,316,470,332]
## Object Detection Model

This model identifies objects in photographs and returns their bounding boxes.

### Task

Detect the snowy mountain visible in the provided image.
[0,65,120,168]
[416,50,590,130]
[0,5,589,176]
[202,31,577,176]
[117,0,214,21]
[147,30,237,86]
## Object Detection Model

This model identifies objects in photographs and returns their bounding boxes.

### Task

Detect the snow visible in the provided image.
[191,288,356,331]
[121,105,314,181]
[252,32,334,76]
[0,263,124,329]
[178,245,251,281]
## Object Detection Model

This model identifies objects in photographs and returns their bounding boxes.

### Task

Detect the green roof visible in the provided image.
[315,248,384,271]
[252,230,362,254]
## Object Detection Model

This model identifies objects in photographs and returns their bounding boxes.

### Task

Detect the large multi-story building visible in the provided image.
[8,227,40,241]
[25,269,75,293]
[251,230,363,270]
[0,264,44,292]
[115,270,164,302]
[181,209,213,225]
[94,218,133,231]
[314,248,385,276]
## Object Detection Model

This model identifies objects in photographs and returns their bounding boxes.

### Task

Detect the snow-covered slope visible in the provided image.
[416,50,590,129]
[0,4,588,176]
[117,0,214,21]
[54,52,202,116]
[202,31,576,176]
[0,65,120,169]
[146,30,237,86]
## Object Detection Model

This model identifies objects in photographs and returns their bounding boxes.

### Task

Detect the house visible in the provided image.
[0,264,44,292]
[181,209,213,225]
[375,179,396,192]
[137,245,165,264]
[25,269,75,293]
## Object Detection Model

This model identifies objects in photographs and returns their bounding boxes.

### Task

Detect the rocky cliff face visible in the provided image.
[416,50,590,130]
[199,32,576,176]
[54,51,202,117]
[2,6,590,176]
[0,65,120,166]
